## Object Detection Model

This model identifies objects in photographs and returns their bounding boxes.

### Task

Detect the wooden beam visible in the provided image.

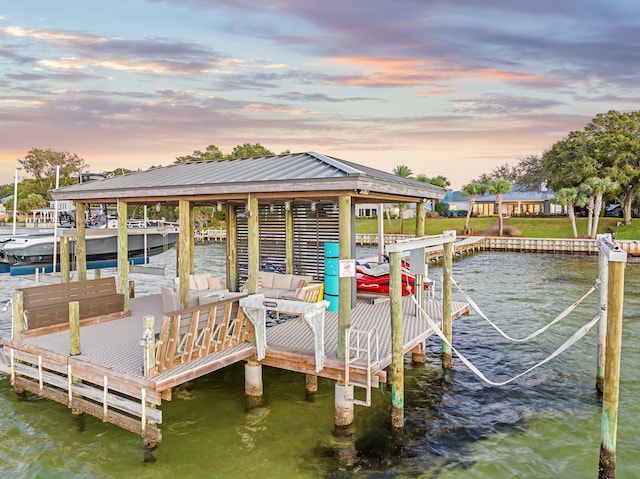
[60,236,70,283]
[117,200,129,311]
[337,194,351,358]
[226,205,237,292]
[75,202,87,281]
[416,201,425,237]
[389,251,404,429]
[247,195,259,294]
[178,200,192,309]
[442,239,453,369]
[285,205,293,274]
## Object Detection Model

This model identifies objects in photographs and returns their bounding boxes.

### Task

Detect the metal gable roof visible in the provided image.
[52,151,445,201]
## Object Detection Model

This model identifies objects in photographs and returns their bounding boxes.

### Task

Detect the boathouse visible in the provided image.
[4,152,469,447]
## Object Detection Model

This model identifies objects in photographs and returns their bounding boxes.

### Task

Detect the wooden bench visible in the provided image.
[18,277,127,335]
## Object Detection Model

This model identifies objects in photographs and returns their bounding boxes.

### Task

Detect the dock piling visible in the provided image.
[442,237,453,369]
[305,374,318,396]
[389,250,404,429]
[141,315,156,379]
[69,301,81,356]
[597,236,627,479]
[244,361,263,397]
[596,234,609,393]
[334,382,354,426]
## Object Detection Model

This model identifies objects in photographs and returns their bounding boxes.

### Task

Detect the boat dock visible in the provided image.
[2,291,468,444]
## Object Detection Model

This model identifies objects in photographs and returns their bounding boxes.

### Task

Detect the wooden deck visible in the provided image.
[263,295,469,386]
[2,292,468,443]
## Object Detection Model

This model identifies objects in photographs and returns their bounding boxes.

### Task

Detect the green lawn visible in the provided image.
[356,216,640,240]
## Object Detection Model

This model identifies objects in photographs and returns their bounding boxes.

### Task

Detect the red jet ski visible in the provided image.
[356,260,430,296]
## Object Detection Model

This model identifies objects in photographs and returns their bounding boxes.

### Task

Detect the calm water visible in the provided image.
[0,239,638,478]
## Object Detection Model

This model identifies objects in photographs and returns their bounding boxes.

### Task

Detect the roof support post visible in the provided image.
[285,205,294,274]
[337,195,352,359]
[75,202,86,281]
[416,201,425,237]
[60,236,70,283]
[247,195,260,294]
[188,202,195,275]
[226,205,238,292]
[178,199,192,309]
[117,200,129,311]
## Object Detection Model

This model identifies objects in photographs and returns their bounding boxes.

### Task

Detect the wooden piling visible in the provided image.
[178,200,192,309]
[442,240,453,369]
[129,280,135,299]
[305,374,318,395]
[285,205,294,274]
[12,290,24,337]
[117,200,129,311]
[334,382,354,427]
[141,315,155,379]
[60,236,70,283]
[226,205,237,292]
[596,243,609,393]
[338,194,352,358]
[389,250,404,429]
[75,202,87,281]
[415,201,425,238]
[69,301,81,356]
[247,196,259,294]
[598,258,626,479]
[244,362,263,397]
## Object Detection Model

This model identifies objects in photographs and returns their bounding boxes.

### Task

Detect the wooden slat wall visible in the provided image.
[235,204,339,288]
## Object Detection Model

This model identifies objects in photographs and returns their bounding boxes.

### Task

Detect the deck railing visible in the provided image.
[153,298,252,375]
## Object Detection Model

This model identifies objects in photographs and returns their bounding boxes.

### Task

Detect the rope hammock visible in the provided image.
[409,283,602,386]
[451,276,601,342]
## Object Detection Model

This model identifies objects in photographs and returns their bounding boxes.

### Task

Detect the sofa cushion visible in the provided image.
[260,271,275,288]
[161,285,179,313]
[272,273,294,290]
[193,274,210,291]
[207,276,222,290]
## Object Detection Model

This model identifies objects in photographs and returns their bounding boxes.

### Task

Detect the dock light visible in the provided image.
[311,202,316,212]
[216,201,223,212]
[284,201,290,211]
[155,203,161,212]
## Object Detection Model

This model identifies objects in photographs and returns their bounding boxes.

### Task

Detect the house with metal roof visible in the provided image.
[444,185,561,216]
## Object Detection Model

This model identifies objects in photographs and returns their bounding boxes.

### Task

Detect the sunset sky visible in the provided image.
[1,1,638,189]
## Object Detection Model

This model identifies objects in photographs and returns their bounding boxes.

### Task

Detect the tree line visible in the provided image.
[448,110,639,237]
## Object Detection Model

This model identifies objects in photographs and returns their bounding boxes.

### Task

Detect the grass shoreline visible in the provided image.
[356,216,640,240]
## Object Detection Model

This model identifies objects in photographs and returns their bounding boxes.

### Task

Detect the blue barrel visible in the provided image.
[324,242,339,258]
[324,294,339,312]
[324,275,339,295]
[324,257,340,276]
[324,241,339,312]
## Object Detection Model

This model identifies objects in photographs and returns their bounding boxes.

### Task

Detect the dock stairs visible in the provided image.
[344,327,379,407]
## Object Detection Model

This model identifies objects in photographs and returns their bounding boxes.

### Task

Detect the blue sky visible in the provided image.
[1,1,638,188]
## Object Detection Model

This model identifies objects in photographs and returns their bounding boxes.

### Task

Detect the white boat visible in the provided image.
[0,222,178,267]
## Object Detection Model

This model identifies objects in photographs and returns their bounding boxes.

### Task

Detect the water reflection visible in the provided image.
[0,247,638,478]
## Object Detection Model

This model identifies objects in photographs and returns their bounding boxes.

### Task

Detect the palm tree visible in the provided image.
[589,177,619,238]
[553,187,581,237]
[392,165,413,234]
[487,179,512,236]
[580,177,598,238]
[461,182,487,234]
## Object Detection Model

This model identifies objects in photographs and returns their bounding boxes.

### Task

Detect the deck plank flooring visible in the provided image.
[6,293,468,390]
[264,296,468,377]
